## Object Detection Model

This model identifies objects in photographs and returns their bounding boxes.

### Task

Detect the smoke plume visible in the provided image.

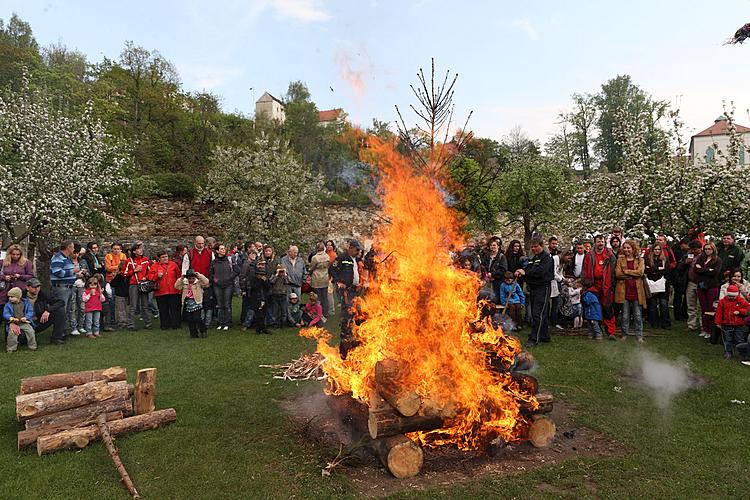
[631,351,693,409]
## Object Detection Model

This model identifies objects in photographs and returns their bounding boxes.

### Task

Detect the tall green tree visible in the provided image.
[0,14,43,89]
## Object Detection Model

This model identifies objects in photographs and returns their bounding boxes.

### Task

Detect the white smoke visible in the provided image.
[632,351,693,409]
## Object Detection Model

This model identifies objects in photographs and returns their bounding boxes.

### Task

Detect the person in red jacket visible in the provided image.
[122,242,152,330]
[714,284,750,360]
[583,235,617,336]
[148,249,182,330]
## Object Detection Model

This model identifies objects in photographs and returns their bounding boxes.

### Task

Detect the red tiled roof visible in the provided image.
[693,118,750,138]
[318,108,343,122]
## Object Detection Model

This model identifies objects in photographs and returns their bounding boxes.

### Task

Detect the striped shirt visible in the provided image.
[50,251,76,285]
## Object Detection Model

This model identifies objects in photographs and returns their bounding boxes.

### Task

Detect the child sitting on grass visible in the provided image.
[498,272,524,331]
[3,287,36,352]
[288,293,303,326]
[714,284,750,360]
[581,278,603,340]
[300,292,324,327]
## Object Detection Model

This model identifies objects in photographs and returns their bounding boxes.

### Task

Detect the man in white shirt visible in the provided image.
[573,242,586,278]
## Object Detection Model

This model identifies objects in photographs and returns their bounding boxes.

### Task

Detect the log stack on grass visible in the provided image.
[14,367,176,498]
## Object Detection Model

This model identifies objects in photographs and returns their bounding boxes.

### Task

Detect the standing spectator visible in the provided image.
[83,242,105,277]
[325,240,338,263]
[331,240,363,358]
[717,232,745,282]
[583,235,617,337]
[608,227,624,249]
[683,240,703,332]
[506,240,528,321]
[106,243,128,330]
[481,237,508,302]
[50,240,78,337]
[172,245,187,268]
[122,242,152,331]
[1,244,34,312]
[498,272,524,330]
[514,236,553,347]
[550,250,564,330]
[70,243,90,336]
[81,277,105,339]
[25,278,67,345]
[209,243,238,330]
[671,238,690,321]
[547,236,559,256]
[572,242,586,278]
[281,245,307,303]
[719,269,750,300]
[174,269,209,339]
[254,241,264,254]
[645,243,671,329]
[148,249,182,330]
[325,240,337,318]
[609,236,621,259]
[309,242,331,318]
[181,236,213,276]
[239,249,258,325]
[244,259,270,334]
[268,264,289,328]
[714,284,750,360]
[615,240,647,343]
[582,278,603,340]
[693,241,722,339]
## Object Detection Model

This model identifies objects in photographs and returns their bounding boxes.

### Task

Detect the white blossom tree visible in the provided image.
[571,105,750,238]
[200,136,324,248]
[0,72,130,277]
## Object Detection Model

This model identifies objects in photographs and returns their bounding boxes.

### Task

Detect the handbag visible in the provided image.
[646,276,666,294]
[137,280,157,293]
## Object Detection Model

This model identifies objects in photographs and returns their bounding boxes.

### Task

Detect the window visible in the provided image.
[705,146,715,163]
[740,145,746,165]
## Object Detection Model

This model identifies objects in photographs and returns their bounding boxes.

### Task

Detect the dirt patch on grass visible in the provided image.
[280,388,625,497]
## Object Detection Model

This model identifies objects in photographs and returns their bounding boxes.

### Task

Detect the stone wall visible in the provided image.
[95,198,378,255]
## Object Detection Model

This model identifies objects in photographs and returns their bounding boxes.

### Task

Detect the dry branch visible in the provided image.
[97,414,140,498]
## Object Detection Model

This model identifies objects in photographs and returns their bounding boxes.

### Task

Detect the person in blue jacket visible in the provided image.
[581,277,603,340]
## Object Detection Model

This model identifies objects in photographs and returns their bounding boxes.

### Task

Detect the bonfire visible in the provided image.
[301,136,553,479]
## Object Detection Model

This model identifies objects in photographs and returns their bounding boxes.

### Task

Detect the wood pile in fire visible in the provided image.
[328,351,556,479]
[14,366,176,497]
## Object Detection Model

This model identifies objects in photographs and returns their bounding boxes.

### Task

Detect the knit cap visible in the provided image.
[7,287,22,299]
[727,284,739,297]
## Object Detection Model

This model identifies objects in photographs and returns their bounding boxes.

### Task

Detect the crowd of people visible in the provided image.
[466,229,750,365]
[2,229,750,366]
[0,236,370,352]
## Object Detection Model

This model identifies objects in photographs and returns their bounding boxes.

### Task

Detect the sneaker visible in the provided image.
[741,360,750,366]
[217,326,223,330]
[555,324,564,330]
[78,328,87,334]
[69,330,80,336]
[724,352,732,360]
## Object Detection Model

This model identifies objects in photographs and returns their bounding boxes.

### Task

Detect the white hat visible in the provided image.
[289,293,298,299]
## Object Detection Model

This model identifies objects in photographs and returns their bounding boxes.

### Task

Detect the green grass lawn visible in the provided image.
[1,302,750,499]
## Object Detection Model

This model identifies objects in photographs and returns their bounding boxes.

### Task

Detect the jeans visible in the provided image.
[51,285,74,334]
[268,294,286,327]
[71,286,85,330]
[313,287,329,318]
[721,325,746,354]
[115,295,129,328]
[697,286,719,335]
[84,311,101,334]
[214,286,234,327]
[128,285,152,329]
[550,295,560,327]
[587,319,602,338]
[621,299,643,338]
[647,293,671,328]
[686,282,701,331]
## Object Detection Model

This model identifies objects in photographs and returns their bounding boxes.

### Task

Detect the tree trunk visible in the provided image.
[37,408,177,455]
[31,235,53,289]
[16,380,131,422]
[18,411,124,449]
[97,414,140,498]
[374,359,421,417]
[24,398,133,430]
[134,368,156,415]
[528,415,556,448]
[20,367,127,394]
[371,434,423,479]
[368,403,444,440]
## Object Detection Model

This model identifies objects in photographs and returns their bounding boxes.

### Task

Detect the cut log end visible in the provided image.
[528,416,556,448]
[372,435,423,479]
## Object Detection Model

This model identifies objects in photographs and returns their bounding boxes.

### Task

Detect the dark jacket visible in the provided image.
[82,252,105,278]
[330,252,358,288]
[717,243,744,277]
[645,257,671,282]
[524,250,554,287]
[25,289,65,319]
[481,253,508,282]
[209,254,238,288]
[249,273,269,309]
[692,254,722,289]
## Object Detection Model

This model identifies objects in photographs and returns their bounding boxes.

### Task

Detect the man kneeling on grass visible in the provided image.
[3,287,37,352]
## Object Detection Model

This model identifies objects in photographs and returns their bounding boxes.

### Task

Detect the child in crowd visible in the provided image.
[301,292,324,327]
[3,287,36,352]
[268,264,289,328]
[498,272,524,331]
[174,269,209,338]
[82,276,105,339]
[288,293,303,326]
[714,284,750,360]
[569,278,583,329]
[581,278,603,340]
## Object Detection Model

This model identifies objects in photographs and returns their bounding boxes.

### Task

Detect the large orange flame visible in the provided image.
[302,137,537,450]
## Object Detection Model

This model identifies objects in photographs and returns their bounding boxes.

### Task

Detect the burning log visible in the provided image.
[19,367,127,394]
[16,381,133,422]
[368,403,444,439]
[36,408,177,455]
[511,372,539,395]
[326,394,370,434]
[18,411,124,450]
[528,416,556,448]
[371,434,423,479]
[374,359,422,417]
[97,414,140,498]
[134,368,156,415]
[520,392,554,416]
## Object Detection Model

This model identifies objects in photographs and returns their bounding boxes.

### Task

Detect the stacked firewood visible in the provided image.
[329,352,555,479]
[15,367,176,498]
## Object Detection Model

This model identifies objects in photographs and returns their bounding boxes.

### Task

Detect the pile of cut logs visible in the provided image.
[15,366,176,498]
[329,355,555,479]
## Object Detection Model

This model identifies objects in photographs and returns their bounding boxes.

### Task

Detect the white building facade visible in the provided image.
[689,116,750,166]
[255,92,286,123]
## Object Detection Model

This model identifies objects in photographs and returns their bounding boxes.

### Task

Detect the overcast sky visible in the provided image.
[4,0,750,145]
